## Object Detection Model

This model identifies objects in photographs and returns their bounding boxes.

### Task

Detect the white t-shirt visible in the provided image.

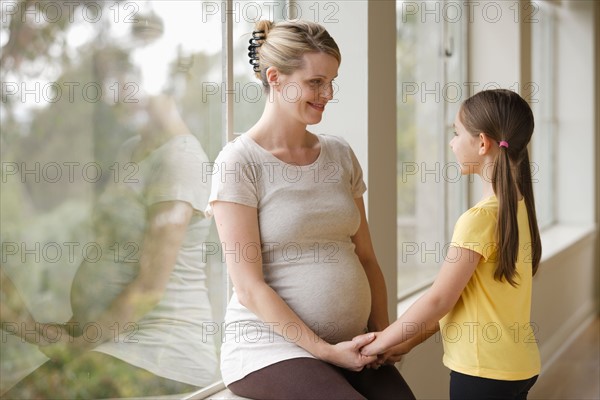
[70,134,219,387]
[206,133,371,385]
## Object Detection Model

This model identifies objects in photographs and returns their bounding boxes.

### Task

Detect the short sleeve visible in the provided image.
[145,136,210,213]
[450,207,498,261]
[348,143,367,198]
[204,140,259,217]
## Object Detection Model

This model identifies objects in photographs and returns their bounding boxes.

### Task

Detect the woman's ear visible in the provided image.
[265,67,280,91]
[478,133,494,155]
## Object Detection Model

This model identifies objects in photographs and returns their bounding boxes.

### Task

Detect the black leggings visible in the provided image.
[450,370,538,400]
[228,357,416,400]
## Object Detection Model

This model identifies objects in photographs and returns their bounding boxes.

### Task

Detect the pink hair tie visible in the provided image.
[499,141,509,149]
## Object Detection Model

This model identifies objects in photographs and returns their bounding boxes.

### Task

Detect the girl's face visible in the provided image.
[274,52,339,126]
[450,112,482,175]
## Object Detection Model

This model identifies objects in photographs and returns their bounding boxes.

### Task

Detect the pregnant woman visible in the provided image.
[206,20,415,400]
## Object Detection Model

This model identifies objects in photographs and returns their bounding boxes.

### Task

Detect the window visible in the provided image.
[231,2,289,135]
[1,0,224,395]
[530,0,556,229]
[396,0,467,298]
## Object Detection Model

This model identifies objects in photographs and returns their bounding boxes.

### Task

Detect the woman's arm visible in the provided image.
[351,197,389,332]
[360,245,481,356]
[212,200,376,371]
[40,200,193,358]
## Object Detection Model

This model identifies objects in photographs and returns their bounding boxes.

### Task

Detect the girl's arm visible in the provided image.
[212,201,377,371]
[351,197,389,332]
[360,245,481,357]
[40,200,193,358]
[375,323,440,366]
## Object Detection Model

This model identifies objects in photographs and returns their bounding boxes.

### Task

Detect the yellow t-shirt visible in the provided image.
[440,196,541,380]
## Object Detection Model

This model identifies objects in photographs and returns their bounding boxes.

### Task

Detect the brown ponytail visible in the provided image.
[460,89,542,286]
[518,151,542,275]
[493,145,520,285]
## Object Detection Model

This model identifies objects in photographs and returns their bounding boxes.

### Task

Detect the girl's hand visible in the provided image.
[321,332,377,371]
[378,343,409,365]
[354,331,386,357]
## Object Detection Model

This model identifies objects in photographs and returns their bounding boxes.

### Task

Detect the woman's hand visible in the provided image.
[320,332,377,371]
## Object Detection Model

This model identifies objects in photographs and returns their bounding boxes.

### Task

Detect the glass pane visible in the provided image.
[1,1,223,396]
[530,0,556,229]
[396,0,467,297]
[397,2,445,296]
[232,1,288,135]
[443,5,468,241]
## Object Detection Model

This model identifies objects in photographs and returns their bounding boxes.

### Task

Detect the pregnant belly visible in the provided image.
[267,257,372,344]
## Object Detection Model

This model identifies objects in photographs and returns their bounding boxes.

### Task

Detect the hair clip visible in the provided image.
[252,30,265,39]
[499,141,509,148]
[248,30,265,72]
[248,57,260,72]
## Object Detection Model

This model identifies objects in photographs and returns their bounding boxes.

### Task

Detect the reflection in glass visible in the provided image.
[1,1,223,397]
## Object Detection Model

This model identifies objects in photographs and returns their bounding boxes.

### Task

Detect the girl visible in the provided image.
[360,89,542,399]
[206,20,415,400]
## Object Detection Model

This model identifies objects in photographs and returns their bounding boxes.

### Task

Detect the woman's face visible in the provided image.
[274,52,339,126]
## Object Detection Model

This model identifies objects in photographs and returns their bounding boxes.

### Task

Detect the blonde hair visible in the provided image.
[250,20,341,90]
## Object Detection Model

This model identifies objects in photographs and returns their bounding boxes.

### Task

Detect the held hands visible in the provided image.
[322,332,378,371]
[357,331,386,357]
[323,331,410,371]
[353,332,409,369]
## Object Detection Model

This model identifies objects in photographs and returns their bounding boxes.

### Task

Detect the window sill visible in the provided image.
[538,223,596,263]
[182,383,253,400]
[182,382,226,399]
